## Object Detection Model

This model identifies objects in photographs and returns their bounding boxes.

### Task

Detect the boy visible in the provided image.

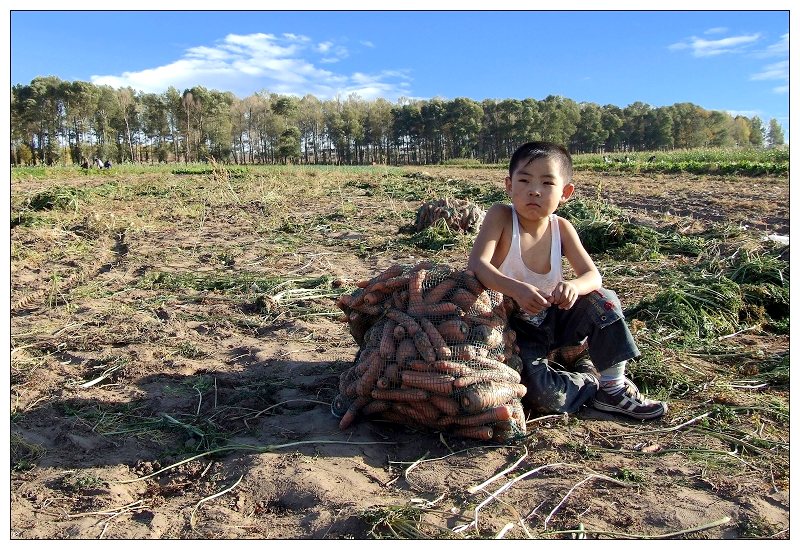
[467,141,666,420]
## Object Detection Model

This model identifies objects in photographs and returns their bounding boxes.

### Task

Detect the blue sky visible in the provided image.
[9,7,791,137]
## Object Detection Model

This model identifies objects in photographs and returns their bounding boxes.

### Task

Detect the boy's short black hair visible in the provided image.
[508,141,573,182]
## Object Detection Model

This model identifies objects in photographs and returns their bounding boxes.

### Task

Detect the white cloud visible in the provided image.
[704,27,728,35]
[669,33,761,57]
[319,44,350,64]
[750,59,789,95]
[751,60,788,81]
[89,32,410,101]
[752,33,788,58]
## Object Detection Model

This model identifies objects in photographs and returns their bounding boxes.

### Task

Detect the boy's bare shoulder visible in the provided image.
[555,214,577,230]
[482,203,512,228]
[486,202,512,218]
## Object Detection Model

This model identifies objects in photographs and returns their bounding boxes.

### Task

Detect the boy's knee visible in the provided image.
[576,288,624,328]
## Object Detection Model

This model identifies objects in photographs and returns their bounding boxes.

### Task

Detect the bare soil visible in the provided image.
[9,166,789,539]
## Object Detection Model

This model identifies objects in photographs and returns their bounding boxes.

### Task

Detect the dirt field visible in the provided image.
[9,165,789,539]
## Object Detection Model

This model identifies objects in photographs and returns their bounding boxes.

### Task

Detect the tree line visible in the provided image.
[10,76,786,167]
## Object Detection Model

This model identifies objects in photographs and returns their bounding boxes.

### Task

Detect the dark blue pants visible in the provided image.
[511,288,640,414]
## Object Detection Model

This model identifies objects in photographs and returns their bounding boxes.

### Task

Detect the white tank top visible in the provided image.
[498,207,562,326]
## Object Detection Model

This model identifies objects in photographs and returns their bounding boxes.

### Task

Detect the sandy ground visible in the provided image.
[9,166,789,539]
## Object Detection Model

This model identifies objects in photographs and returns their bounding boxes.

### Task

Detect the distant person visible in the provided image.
[468,141,667,420]
[94,157,103,169]
[80,158,90,170]
[104,160,112,169]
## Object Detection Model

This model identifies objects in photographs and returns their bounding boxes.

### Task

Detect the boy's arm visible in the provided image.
[550,216,603,308]
[467,204,551,315]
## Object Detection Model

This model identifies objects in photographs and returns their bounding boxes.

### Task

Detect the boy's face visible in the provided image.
[504,156,574,219]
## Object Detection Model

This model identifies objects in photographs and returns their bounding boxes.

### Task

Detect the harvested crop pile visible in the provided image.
[414,198,485,233]
[332,262,526,442]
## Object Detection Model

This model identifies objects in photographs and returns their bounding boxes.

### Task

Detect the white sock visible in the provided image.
[599,361,626,394]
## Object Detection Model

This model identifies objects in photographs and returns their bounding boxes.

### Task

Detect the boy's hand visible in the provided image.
[551,281,578,310]
[512,282,552,315]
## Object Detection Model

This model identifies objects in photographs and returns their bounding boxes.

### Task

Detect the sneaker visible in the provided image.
[591,380,667,420]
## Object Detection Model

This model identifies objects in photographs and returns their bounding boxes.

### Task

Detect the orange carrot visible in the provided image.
[462,270,486,295]
[401,371,455,395]
[383,362,400,384]
[423,277,457,304]
[337,315,350,323]
[451,425,493,441]
[436,319,469,343]
[338,396,369,430]
[385,308,421,336]
[359,264,405,290]
[419,317,451,359]
[469,313,505,328]
[392,290,406,310]
[409,260,435,273]
[414,301,461,318]
[363,291,386,306]
[371,388,429,402]
[393,324,407,341]
[469,356,522,383]
[470,324,503,348]
[453,369,522,388]
[355,359,384,397]
[430,394,461,416]
[383,274,411,290]
[430,360,474,375]
[348,290,367,310]
[448,288,476,311]
[389,401,436,426]
[434,415,458,429]
[407,269,426,314]
[379,319,397,358]
[395,338,418,366]
[367,275,410,296]
[459,382,525,414]
[378,409,417,426]
[336,293,354,310]
[413,330,436,363]
[405,400,441,422]
[376,376,391,390]
[361,399,392,416]
[338,365,359,395]
[453,405,513,426]
[355,349,379,375]
[450,344,478,361]
[356,304,385,316]
[406,359,432,372]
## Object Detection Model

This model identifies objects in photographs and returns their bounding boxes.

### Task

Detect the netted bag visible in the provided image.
[332,262,527,442]
[414,198,485,233]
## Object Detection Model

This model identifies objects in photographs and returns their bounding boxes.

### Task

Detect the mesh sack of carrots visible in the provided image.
[331,261,527,442]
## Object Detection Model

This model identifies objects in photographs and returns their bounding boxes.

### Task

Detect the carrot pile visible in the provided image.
[414,198,485,233]
[333,262,527,442]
